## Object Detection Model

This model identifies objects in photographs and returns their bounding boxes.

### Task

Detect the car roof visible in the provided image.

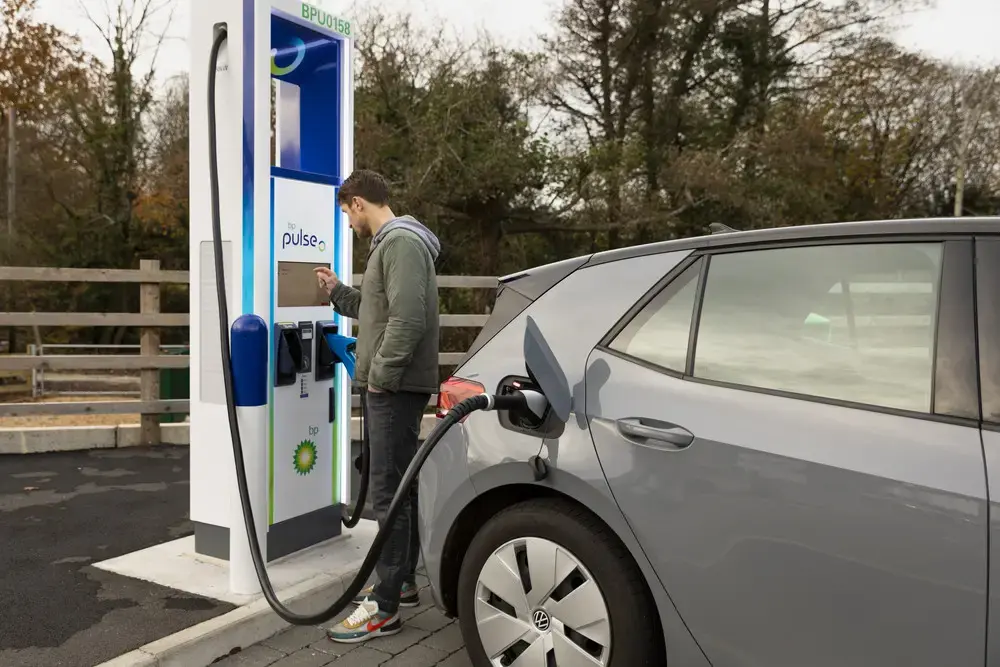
[584,216,1000,267]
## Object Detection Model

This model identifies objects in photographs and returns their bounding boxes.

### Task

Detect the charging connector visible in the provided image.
[481,389,549,419]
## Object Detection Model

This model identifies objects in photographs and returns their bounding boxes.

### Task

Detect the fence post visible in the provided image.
[27,343,37,397]
[139,259,161,445]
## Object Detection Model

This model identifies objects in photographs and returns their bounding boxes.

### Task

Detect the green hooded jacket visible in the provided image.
[328,215,441,394]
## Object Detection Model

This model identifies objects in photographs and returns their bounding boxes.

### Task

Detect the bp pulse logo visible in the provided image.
[271,37,306,76]
[283,222,326,252]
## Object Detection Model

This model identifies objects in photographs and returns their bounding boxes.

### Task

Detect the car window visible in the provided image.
[693,242,943,413]
[609,259,702,372]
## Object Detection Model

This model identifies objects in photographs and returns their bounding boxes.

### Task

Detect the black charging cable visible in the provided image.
[341,386,369,528]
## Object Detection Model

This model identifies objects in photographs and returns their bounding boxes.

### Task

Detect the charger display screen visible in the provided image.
[277,261,331,307]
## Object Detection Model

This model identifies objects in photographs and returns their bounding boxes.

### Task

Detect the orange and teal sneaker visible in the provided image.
[326,599,401,644]
[352,581,420,608]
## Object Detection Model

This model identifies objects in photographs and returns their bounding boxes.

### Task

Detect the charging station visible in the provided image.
[188,0,355,572]
[91,0,565,633]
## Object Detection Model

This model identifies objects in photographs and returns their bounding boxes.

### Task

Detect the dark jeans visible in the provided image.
[365,388,429,613]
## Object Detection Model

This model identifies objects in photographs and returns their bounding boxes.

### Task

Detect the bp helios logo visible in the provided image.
[282,223,326,252]
[293,439,317,475]
[271,37,306,76]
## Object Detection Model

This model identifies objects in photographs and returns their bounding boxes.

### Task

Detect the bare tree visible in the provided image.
[59,0,175,344]
[950,66,999,216]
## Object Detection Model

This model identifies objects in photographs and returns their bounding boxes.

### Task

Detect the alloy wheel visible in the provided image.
[473,536,612,666]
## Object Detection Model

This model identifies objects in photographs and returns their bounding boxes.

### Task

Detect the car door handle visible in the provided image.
[616,417,694,450]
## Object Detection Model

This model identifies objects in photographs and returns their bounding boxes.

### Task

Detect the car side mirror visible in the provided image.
[523,315,572,423]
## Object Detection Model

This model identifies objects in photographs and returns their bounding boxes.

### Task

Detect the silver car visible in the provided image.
[418,218,1000,667]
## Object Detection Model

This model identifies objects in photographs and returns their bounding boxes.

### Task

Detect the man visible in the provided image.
[314,169,440,644]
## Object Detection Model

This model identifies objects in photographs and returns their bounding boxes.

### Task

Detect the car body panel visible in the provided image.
[455,249,694,481]
[422,249,711,661]
[981,431,1000,667]
[417,420,477,611]
[975,237,1000,666]
[585,234,989,666]
[421,219,1000,666]
[528,410,712,667]
[499,254,593,300]
[587,345,988,667]
[585,216,1000,267]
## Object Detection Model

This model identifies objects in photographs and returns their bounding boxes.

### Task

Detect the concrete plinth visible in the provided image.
[93,519,378,606]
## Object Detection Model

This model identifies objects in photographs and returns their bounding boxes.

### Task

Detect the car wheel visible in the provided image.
[457,498,663,666]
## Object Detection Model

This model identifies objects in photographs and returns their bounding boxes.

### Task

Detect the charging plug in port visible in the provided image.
[504,380,544,429]
[496,375,562,438]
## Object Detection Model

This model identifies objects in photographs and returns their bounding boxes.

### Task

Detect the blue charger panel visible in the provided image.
[270,13,341,180]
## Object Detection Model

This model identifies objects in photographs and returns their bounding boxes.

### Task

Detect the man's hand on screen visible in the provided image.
[314,267,339,292]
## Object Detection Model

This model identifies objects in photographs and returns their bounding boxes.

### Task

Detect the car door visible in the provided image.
[586,238,987,667]
[974,237,1000,667]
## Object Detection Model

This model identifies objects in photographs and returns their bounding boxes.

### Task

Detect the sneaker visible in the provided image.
[327,599,402,644]
[352,580,420,608]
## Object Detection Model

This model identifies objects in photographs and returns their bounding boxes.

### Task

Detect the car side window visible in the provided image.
[693,242,943,413]
[609,259,702,373]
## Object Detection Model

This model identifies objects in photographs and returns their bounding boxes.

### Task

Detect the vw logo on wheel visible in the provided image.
[532,609,551,632]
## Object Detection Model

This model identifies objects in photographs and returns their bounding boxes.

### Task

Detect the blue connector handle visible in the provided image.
[324,332,357,379]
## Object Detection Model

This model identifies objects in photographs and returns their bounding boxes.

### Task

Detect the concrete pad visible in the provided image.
[0,425,117,454]
[91,522,379,667]
[90,651,157,667]
[161,423,190,445]
[92,520,378,606]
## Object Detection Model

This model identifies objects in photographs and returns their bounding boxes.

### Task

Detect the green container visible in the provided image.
[160,347,190,423]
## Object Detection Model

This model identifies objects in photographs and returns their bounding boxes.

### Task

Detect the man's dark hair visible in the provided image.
[338,169,390,207]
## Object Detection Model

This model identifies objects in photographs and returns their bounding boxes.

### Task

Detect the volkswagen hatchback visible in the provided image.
[418,218,1000,667]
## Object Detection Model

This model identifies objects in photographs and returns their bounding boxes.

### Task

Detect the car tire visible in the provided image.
[456,497,664,666]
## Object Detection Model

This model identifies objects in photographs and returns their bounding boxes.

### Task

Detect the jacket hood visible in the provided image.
[370,215,441,261]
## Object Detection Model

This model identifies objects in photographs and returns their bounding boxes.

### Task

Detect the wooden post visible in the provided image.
[4,109,14,356]
[7,108,14,239]
[139,259,161,445]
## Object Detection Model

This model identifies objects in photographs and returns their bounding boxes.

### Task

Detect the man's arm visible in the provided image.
[367,235,428,392]
[328,282,362,319]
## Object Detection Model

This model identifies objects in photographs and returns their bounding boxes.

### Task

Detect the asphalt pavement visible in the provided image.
[0,446,234,667]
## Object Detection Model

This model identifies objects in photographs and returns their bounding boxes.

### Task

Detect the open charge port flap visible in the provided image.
[275,323,305,387]
[315,320,338,382]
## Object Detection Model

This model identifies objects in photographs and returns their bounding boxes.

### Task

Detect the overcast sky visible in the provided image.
[30,0,1000,86]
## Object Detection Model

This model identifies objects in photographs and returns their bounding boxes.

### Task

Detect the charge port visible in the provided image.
[497,375,546,432]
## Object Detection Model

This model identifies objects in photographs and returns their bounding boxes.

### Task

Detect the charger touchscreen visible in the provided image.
[277,261,330,307]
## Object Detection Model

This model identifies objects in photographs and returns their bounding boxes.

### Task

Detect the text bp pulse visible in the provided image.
[282,227,325,251]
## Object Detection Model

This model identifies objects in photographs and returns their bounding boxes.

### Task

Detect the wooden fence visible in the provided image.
[0,370,29,396]
[0,263,497,443]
